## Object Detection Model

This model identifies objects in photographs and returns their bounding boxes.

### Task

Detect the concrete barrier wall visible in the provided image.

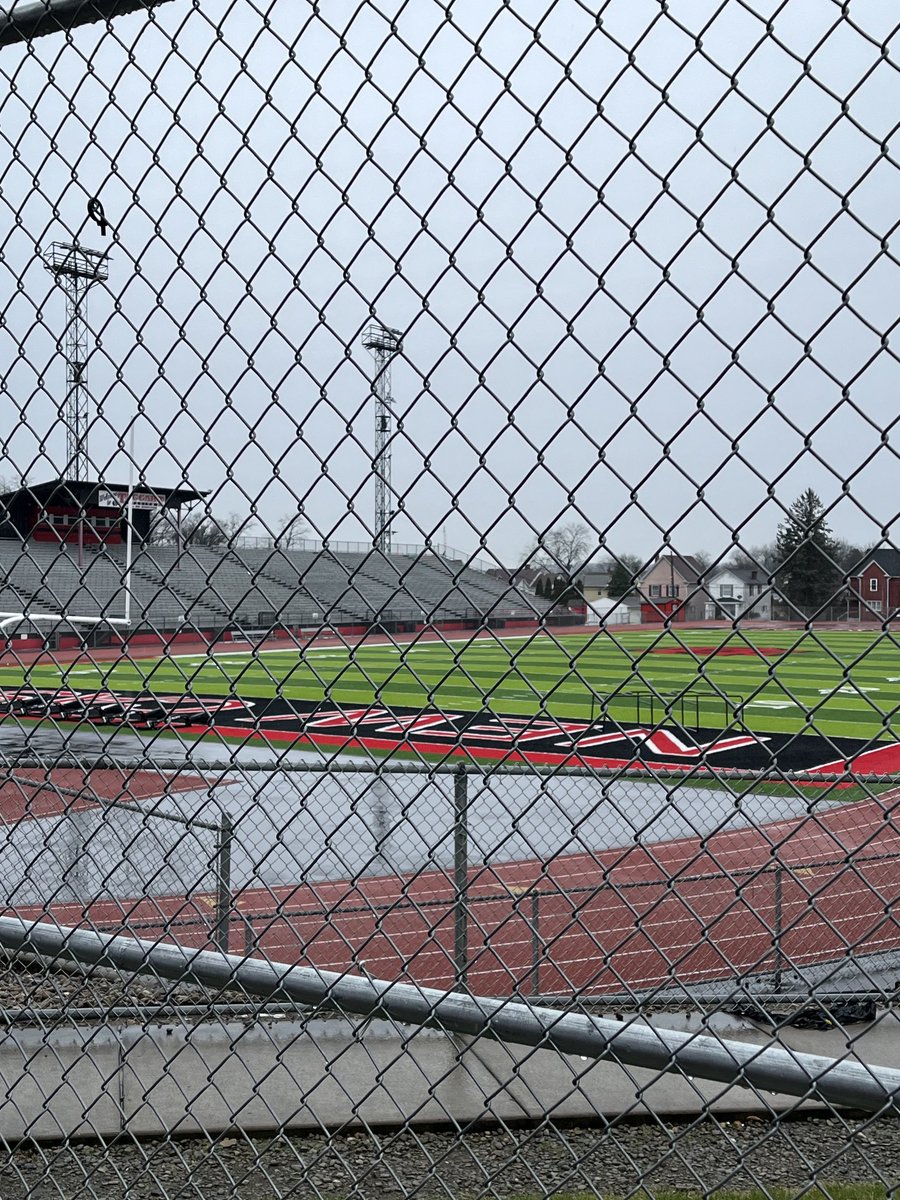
[0,1009,896,1142]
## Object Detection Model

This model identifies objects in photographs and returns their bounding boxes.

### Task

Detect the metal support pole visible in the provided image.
[530,892,541,997]
[1,917,898,1113]
[453,764,469,992]
[367,773,393,875]
[214,812,234,955]
[123,420,135,622]
[773,862,785,994]
[363,323,402,554]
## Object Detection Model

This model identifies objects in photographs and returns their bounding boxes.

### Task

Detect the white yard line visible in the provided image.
[167,633,540,662]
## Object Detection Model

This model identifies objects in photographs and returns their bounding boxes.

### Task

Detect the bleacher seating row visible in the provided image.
[0,541,543,635]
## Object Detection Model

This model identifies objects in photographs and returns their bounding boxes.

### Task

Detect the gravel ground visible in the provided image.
[0,1114,897,1198]
[0,955,223,1014]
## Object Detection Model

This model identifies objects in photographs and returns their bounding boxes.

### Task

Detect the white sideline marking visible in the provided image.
[177,658,248,668]
[745,700,794,709]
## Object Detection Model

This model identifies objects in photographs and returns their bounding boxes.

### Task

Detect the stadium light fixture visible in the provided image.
[363,323,402,555]
[0,253,137,643]
[43,241,109,482]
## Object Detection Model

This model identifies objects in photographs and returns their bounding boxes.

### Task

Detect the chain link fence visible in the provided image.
[1,0,900,1195]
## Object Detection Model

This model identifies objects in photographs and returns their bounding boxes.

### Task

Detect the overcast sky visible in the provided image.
[0,0,898,568]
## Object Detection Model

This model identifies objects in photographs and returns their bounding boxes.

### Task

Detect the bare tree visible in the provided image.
[614,552,643,577]
[527,521,594,577]
[274,511,310,549]
[727,543,778,574]
[834,539,866,577]
[150,508,256,547]
[185,512,255,546]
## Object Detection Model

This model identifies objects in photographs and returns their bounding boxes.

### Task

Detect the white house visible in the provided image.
[703,564,773,621]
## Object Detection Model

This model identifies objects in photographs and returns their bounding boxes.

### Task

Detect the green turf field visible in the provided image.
[5,626,900,742]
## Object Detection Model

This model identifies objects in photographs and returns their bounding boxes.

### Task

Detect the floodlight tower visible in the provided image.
[363,322,402,554]
[44,241,109,481]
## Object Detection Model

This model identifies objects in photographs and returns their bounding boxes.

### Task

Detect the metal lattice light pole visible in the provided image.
[44,241,109,481]
[363,322,402,554]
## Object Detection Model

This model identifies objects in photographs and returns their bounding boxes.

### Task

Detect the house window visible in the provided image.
[871,600,883,612]
[650,585,660,597]
[719,585,733,598]
[869,578,879,593]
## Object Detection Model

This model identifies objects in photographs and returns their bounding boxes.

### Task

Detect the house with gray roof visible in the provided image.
[637,554,706,622]
[702,563,774,621]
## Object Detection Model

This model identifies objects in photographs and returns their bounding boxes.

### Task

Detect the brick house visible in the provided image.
[638,554,705,623]
[850,549,900,620]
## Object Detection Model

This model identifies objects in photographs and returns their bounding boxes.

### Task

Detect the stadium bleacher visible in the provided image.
[0,540,545,640]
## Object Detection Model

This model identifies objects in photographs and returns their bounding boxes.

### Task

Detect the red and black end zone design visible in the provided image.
[3,687,900,777]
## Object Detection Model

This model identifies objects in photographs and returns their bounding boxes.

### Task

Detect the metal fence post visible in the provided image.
[214,811,234,955]
[773,861,784,994]
[453,764,469,992]
[530,892,540,997]
[369,771,392,874]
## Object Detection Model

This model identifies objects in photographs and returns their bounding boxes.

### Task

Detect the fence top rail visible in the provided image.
[2,916,898,1114]
[0,755,897,787]
[3,769,222,829]
[0,0,175,46]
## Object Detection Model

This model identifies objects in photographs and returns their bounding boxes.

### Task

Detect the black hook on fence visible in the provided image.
[87,196,109,237]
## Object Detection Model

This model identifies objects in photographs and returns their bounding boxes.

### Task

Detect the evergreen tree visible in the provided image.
[607,561,633,599]
[556,577,584,607]
[774,489,841,612]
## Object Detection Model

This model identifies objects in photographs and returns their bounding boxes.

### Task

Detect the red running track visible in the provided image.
[22,796,900,996]
[0,768,218,821]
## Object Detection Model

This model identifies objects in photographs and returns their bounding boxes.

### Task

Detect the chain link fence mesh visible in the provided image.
[0,0,900,1194]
